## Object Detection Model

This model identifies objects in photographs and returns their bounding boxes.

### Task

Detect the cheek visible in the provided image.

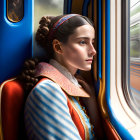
[63,46,85,62]
[63,47,89,70]
[62,45,91,70]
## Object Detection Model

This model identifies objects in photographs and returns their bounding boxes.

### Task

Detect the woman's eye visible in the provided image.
[79,40,86,45]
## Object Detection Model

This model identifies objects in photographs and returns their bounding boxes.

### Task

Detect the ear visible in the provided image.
[52,39,63,54]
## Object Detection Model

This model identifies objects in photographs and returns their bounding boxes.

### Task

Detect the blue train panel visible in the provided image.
[0,0,33,83]
[105,0,134,139]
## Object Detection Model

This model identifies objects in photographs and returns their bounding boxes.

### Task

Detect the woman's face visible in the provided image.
[60,24,96,74]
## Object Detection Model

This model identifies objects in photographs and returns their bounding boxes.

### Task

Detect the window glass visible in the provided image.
[130,0,140,110]
[7,0,24,22]
[34,0,64,56]
[34,0,64,32]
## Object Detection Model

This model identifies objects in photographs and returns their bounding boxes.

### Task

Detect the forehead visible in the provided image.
[72,24,95,38]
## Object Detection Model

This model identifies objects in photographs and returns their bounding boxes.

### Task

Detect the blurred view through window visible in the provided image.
[130,0,140,111]
[34,0,64,56]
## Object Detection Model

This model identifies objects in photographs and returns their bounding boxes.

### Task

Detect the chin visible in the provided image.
[80,66,92,71]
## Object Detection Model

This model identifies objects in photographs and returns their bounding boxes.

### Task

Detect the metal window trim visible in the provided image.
[121,0,140,117]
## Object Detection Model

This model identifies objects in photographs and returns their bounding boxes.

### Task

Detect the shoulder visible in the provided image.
[26,78,68,105]
[35,78,61,90]
[35,79,66,96]
[24,78,70,121]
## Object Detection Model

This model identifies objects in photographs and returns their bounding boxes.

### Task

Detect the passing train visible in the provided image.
[0,0,140,139]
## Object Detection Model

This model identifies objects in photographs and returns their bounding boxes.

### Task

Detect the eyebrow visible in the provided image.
[75,37,95,40]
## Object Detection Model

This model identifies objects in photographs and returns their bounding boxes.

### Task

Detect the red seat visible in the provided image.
[0,78,25,140]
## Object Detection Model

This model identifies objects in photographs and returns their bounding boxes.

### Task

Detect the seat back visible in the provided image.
[0,78,25,140]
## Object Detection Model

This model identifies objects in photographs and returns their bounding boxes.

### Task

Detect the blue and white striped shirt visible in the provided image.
[24,79,82,140]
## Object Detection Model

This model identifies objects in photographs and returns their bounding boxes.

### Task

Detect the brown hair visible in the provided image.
[35,14,94,61]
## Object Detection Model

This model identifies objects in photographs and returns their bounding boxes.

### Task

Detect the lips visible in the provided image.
[86,59,93,61]
[85,59,93,64]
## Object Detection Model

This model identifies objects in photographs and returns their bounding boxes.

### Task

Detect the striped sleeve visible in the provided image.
[24,79,82,140]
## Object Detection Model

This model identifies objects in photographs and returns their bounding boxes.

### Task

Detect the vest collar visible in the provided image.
[35,62,90,98]
[49,59,81,87]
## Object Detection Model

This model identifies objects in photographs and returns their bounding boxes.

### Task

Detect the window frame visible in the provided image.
[107,0,140,139]
[122,0,140,117]
[7,0,24,22]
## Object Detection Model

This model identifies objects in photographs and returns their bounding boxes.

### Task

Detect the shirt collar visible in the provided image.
[49,59,81,87]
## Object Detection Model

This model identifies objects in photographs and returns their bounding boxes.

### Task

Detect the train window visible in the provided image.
[130,0,140,111]
[34,0,64,32]
[34,0,64,56]
[7,0,24,22]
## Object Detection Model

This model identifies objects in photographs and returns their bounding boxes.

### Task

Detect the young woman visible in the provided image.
[24,14,104,140]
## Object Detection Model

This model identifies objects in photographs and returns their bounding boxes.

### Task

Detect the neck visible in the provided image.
[54,57,77,76]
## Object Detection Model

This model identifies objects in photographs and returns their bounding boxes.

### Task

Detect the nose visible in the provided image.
[88,43,96,56]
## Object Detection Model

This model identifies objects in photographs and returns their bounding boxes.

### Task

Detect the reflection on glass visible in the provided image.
[130,0,140,110]
[7,0,24,22]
